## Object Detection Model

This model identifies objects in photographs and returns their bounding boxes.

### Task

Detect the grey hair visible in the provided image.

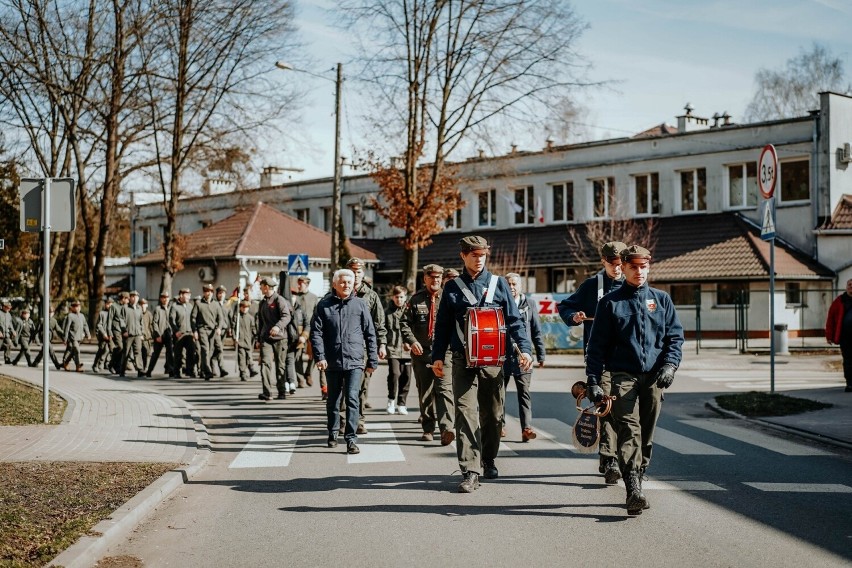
[333,268,355,283]
[505,272,521,282]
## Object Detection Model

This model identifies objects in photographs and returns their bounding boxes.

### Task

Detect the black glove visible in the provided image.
[655,364,676,389]
[587,384,604,403]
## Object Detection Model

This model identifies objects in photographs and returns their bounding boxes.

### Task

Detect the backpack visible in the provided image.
[286,303,302,351]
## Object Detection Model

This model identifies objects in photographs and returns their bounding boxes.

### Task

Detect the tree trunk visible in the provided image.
[403,243,419,293]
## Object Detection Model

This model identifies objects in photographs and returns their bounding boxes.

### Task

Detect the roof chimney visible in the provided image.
[676,102,709,133]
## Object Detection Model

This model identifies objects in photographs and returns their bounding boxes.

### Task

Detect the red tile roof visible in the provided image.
[821,194,852,229]
[135,202,377,265]
[632,123,678,139]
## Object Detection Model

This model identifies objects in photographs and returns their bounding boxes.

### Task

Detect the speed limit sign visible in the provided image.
[758,144,777,199]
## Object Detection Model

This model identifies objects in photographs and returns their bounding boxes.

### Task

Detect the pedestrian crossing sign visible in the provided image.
[760,198,776,241]
[288,254,309,276]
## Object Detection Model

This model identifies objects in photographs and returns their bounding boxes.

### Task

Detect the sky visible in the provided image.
[263,0,852,182]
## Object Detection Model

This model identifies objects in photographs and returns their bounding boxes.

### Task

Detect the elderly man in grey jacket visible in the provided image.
[310,269,378,455]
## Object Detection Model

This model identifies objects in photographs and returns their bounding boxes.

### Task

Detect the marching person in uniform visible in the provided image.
[11,308,37,367]
[140,298,153,372]
[61,300,90,372]
[310,268,378,455]
[256,276,292,401]
[192,283,221,380]
[431,236,534,493]
[109,292,129,374]
[147,291,174,377]
[212,285,230,378]
[502,273,546,442]
[0,300,17,364]
[121,291,145,378]
[400,264,456,444]
[293,275,319,390]
[33,306,63,370]
[169,288,195,378]
[93,298,113,373]
[233,299,258,381]
[585,245,684,516]
[385,285,412,416]
[557,240,627,483]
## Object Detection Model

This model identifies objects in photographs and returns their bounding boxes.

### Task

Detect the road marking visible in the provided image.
[643,480,726,491]
[348,422,405,464]
[229,426,302,469]
[445,440,519,456]
[680,419,833,456]
[744,483,852,493]
[534,418,583,453]
[654,427,733,455]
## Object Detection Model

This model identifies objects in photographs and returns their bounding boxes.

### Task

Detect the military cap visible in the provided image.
[259,276,278,287]
[202,283,214,291]
[297,275,311,283]
[459,235,489,252]
[129,290,139,296]
[70,299,80,306]
[216,285,227,292]
[179,287,192,294]
[600,241,628,260]
[104,297,113,304]
[620,244,652,262]
[443,267,460,279]
[118,291,130,299]
[239,300,251,308]
[159,290,170,298]
[346,257,365,269]
[2,300,10,307]
[139,298,148,305]
[423,263,444,275]
[20,307,29,314]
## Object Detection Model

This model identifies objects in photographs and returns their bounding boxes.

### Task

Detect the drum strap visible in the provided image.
[452,275,498,345]
[597,273,604,302]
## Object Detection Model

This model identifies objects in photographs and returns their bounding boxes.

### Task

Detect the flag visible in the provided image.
[230,285,240,299]
[501,193,523,214]
[536,195,545,224]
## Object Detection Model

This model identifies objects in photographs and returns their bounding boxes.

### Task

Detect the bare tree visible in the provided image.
[565,216,658,281]
[744,43,851,122]
[138,0,299,295]
[343,0,596,290]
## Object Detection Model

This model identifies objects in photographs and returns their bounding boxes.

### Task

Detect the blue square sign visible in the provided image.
[288,254,309,276]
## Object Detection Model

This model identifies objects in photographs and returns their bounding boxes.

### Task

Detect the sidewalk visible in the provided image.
[0,347,849,566]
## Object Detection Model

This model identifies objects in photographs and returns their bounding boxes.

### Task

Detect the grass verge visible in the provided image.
[0,375,174,567]
[715,391,832,417]
[0,375,66,425]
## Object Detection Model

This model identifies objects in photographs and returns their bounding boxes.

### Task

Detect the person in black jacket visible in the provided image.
[585,245,684,516]
[502,273,546,442]
[256,277,293,401]
[310,269,378,455]
[557,240,626,484]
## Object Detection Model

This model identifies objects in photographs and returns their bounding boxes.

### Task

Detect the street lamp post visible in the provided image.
[275,61,343,271]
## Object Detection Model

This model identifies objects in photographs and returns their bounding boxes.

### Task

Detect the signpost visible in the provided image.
[18,177,77,423]
[758,145,778,393]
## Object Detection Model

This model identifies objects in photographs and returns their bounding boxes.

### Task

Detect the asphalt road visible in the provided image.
[98,354,852,567]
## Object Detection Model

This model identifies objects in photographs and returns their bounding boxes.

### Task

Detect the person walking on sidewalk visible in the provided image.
[93,298,113,373]
[502,273,546,443]
[0,300,17,364]
[33,306,63,370]
[121,291,145,378]
[233,300,258,381]
[192,284,222,381]
[170,288,195,378]
[147,292,174,377]
[256,277,292,401]
[61,300,90,372]
[12,308,37,367]
[585,245,684,516]
[557,240,626,484]
[109,292,129,374]
[826,278,852,392]
[431,236,534,493]
[310,269,378,455]
[385,285,412,416]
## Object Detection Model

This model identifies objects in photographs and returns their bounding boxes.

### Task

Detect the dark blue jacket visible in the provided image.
[504,294,546,375]
[431,268,532,363]
[585,283,684,381]
[557,269,623,351]
[310,291,378,371]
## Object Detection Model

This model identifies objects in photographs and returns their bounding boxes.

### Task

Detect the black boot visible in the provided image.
[604,457,621,485]
[625,470,649,516]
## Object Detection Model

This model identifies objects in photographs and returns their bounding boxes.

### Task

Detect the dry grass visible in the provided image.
[0,375,66,425]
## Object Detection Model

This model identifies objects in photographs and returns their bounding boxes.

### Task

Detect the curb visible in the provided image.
[48,405,211,568]
[704,400,852,452]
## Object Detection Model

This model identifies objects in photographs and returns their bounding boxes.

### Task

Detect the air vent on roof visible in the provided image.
[840,143,852,164]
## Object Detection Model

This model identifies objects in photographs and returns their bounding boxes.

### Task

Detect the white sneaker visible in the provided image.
[386,400,396,414]
[289,382,297,393]
[397,405,408,415]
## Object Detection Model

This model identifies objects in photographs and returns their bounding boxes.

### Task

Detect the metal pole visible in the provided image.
[769,238,775,394]
[330,62,342,272]
[42,178,51,424]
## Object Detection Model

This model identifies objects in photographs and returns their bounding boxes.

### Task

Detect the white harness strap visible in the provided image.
[597,273,604,302]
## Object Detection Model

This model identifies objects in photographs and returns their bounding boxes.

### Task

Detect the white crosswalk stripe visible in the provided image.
[229,426,302,469]
[348,422,405,464]
[654,427,733,455]
[680,419,833,456]
[744,483,852,493]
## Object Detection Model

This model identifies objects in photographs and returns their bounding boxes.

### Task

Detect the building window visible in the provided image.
[716,281,749,306]
[727,162,758,209]
[779,159,809,202]
[590,177,615,219]
[551,268,576,294]
[350,204,366,237]
[679,168,707,213]
[634,173,660,216]
[445,208,462,230]
[669,283,700,306]
[321,207,332,232]
[139,226,151,254]
[785,282,804,306]
[199,218,213,228]
[294,208,310,224]
[552,182,573,222]
[513,186,535,225]
[477,189,496,227]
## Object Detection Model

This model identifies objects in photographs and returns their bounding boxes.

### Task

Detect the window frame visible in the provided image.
[444,207,463,231]
[551,181,574,223]
[349,204,366,238]
[669,283,700,307]
[677,167,707,214]
[633,172,660,216]
[476,189,497,228]
[321,207,332,232]
[294,208,310,224]
[590,176,615,220]
[512,185,535,226]
[778,158,810,204]
[784,281,806,307]
[715,281,750,307]
[725,162,759,210]
[139,226,151,255]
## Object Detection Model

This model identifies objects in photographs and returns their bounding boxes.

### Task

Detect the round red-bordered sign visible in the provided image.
[758,144,777,199]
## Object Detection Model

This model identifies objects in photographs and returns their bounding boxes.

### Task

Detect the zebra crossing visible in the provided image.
[695,373,843,391]
[226,416,847,494]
